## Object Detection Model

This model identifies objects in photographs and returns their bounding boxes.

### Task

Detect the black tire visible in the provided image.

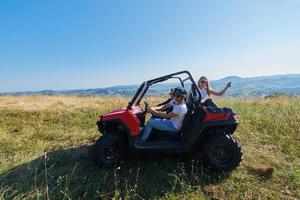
[89,133,126,167]
[202,132,243,171]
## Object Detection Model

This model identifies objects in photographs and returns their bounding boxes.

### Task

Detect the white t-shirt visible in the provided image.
[199,88,208,103]
[188,87,208,103]
[167,99,176,107]
[170,103,187,130]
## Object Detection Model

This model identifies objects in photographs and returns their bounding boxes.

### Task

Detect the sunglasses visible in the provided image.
[200,80,207,84]
[175,94,183,98]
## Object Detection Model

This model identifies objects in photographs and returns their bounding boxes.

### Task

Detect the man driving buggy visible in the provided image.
[140,87,188,143]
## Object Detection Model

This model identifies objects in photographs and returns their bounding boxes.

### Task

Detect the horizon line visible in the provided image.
[1,73,299,94]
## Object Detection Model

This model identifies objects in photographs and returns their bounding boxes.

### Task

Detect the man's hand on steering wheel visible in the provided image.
[144,101,157,116]
[144,101,150,114]
[147,106,153,114]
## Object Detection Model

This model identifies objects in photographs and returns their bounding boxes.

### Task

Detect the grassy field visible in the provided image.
[0,95,299,200]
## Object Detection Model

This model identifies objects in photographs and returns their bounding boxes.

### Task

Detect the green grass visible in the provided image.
[0,95,299,199]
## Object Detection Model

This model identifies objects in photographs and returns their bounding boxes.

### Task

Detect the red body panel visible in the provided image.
[204,112,231,122]
[101,105,142,136]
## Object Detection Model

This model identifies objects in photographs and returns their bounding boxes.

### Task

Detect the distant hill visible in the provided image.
[211,74,300,97]
[1,74,300,97]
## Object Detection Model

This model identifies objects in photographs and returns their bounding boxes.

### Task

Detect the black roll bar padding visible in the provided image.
[127,82,145,109]
[136,84,150,105]
[128,70,202,109]
[170,76,184,87]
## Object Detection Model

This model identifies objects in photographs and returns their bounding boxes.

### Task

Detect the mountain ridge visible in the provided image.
[1,74,300,97]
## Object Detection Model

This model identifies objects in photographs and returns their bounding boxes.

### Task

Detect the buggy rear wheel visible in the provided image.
[202,133,243,171]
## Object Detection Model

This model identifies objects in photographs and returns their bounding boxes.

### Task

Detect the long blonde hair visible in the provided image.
[198,76,211,97]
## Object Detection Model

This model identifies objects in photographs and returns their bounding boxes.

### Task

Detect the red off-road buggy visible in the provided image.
[90,71,243,171]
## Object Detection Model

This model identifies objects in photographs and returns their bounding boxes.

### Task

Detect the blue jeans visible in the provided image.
[141,118,178,141]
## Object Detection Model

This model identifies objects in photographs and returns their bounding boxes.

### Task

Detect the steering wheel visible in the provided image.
[144,101,149,114]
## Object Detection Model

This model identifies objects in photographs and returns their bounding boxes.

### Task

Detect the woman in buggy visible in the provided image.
[193,76,231,108]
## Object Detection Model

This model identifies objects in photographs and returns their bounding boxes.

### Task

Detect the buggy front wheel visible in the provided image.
[89,134,126,167]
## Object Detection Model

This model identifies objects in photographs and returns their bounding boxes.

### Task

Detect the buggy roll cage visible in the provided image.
[127,70,201,109]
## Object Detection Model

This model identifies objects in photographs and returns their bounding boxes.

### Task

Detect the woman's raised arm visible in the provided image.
[210,82,231,96]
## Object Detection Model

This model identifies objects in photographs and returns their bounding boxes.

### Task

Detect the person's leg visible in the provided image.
[141,118,156,142]
[151,119,178,133]
[141,118,178,142]
[203,98,218,108]
[150,114,161,119]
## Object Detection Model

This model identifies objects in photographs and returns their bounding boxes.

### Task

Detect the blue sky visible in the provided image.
[0,0,299,92]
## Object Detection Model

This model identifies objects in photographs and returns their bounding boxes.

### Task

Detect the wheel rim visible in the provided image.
[103,143,119,162]
[211,145,232,165]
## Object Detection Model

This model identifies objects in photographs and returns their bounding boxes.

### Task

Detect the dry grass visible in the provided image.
[0,95,128,111]
[0,95,299,199]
